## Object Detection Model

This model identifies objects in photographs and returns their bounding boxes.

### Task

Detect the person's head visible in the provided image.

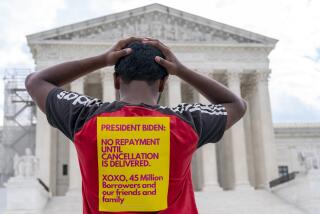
[113,41,168,103]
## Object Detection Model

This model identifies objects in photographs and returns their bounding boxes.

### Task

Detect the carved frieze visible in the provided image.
[46,11,261,44]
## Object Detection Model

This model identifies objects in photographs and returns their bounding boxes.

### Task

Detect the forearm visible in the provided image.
[25,36,140,114]
[177,66,242,104]
[29,53,107,87]
[143,37,246,129]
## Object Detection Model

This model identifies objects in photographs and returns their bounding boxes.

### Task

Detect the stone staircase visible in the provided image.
[0,188,7,214]
[43,189,306,214]
[44,191,82,214]
[195,189,306,214]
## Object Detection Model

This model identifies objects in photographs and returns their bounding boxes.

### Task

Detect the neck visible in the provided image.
[120,93,158,105]
[119,81,159,105]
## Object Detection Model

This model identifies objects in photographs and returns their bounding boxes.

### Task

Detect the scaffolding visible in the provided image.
[0,68,36,186]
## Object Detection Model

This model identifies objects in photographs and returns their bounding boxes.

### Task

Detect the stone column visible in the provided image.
[227,71,252,190]
[198,94,222,191]
[35,108,58,194]
[249,70,278,188]
[34,64,58,194]
[101,69,116,102]
[68,78,84,193]
[168,76,181,107]
[242,97,256,187]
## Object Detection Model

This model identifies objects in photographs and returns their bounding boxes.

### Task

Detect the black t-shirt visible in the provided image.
[45,87,228,148]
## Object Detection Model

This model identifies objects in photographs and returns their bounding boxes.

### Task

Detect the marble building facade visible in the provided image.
[0,3,319,214]
[27,4,278,195]
[26,3,279,196]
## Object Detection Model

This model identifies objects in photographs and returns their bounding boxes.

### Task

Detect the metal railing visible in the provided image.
[269,171,299,188]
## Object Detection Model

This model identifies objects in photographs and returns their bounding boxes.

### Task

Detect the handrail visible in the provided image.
[269,171,299,188]
[37,178,50,192]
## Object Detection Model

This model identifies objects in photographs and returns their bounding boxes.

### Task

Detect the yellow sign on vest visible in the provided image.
[97,117,170,212]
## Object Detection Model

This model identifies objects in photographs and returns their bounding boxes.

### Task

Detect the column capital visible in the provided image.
[100,70,114,81]
[226,72,241,84]
[254,69,271,83]
[227,68,243,73]
[169,75,181,82]
[226,71,242,96]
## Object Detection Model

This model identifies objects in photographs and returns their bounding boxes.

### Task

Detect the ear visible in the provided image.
[113,72,120,90]
[159,75,168,92]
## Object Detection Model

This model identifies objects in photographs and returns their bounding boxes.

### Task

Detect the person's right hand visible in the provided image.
[104,36,144,66]
[142,38,185,76]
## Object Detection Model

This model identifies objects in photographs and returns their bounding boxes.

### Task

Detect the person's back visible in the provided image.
[26,37,246,214]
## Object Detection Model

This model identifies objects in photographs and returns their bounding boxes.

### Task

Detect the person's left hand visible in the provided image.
[104,36,144,66]
[141,37,185,76]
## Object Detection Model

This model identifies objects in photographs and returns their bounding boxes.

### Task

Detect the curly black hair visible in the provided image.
[114,41,168,84]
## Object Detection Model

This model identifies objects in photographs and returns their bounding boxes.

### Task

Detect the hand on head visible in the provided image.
[106,37,183,76]
[104,36,144,66]
[141,37,183,76]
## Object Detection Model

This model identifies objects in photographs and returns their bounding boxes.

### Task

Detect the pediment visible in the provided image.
[27,4,277,45]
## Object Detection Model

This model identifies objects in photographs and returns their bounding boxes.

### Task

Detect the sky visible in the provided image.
[0,0,320,125]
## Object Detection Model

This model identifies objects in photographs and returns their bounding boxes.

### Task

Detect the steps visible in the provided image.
[0,188,7,214]
[43,189,306,214]
[195,189,306,214]
[44,194,82,214]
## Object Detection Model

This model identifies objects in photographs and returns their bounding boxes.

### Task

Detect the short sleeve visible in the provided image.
[45,87,103,141]
[171,103,228,148]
